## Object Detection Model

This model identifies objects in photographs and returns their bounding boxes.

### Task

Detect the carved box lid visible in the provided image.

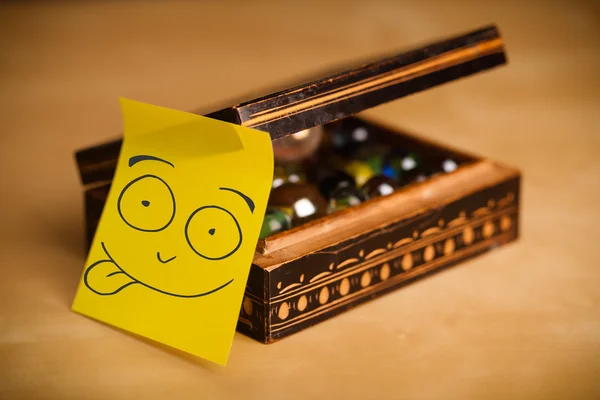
[75,25,507,187]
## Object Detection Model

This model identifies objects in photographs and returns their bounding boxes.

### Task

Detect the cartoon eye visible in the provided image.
[117,174,175,232]
[185,205,242,260]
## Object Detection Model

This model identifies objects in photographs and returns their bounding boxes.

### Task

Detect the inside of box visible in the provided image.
[260,116,480,246]
[81,115,484,255]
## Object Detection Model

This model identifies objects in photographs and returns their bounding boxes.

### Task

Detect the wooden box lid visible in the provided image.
[76,25,506,186]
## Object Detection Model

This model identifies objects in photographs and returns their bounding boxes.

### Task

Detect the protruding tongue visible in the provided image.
[84,260,136,295]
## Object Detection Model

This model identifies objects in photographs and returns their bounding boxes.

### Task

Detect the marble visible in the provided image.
[343,160,376,187]
[383,151,422,183]
[272,164,306,189]
[441,158,459,173]
[307,166,356,199]
[325,122,375,155]
[259,207,293,238]
[328,185,367,213]
[361,175,398,198]
[268,183,328,226]
[352,144,390,175]
[272,126,324,163]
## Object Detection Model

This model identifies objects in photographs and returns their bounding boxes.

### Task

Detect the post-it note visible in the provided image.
[72,98,274,365]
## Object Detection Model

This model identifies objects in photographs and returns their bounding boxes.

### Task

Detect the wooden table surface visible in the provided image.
[1,1,599,399]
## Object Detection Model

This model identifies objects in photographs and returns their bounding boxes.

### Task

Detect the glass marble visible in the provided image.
[328,186,367,213]
[324,122,375,156]
[268,183,328,227]
[324,125,345,150]
[361,175,398,198]
[351,144,390,175]
[272,126,324,163]
[441,158,459,173]
[343,160,375,187]
[383,151,422,182]
[272,164,306,189]
[411,158,459,183]
[307,166,356,199]
[415,169,433,183]
[259,207,293,239]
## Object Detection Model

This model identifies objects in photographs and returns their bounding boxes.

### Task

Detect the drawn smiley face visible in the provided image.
[72,99,274,365]
[83,154,257,298]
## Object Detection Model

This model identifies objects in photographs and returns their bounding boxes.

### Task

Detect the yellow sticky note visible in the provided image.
[72,98,273,365]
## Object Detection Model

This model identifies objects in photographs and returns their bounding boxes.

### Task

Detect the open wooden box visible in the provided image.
[76,25,520,343]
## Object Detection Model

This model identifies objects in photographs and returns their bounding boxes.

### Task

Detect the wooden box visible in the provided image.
[75,25,520,343]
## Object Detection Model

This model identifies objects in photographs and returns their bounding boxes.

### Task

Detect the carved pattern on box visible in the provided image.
[237,190,517,338]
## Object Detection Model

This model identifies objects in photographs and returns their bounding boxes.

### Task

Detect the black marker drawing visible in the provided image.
[85,156,257,298]
[184,205,243,261]
[219,187,255,213]
[157,252,177,264]
[117,174,176,232]
[83,242,234,298]
[129,155,175,168]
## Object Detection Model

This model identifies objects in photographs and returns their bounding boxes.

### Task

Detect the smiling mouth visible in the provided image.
[82,242,234,298]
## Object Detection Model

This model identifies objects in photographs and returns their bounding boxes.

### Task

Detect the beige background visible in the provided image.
[1,1,599,399]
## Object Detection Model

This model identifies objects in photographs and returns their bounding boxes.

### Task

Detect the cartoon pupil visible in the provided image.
[83,154,256,298]
[118,173,176,232]
[185,205,243,260]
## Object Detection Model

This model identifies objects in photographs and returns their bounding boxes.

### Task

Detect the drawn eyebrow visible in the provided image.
[219,187,255,213]
[129,155,174,168]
